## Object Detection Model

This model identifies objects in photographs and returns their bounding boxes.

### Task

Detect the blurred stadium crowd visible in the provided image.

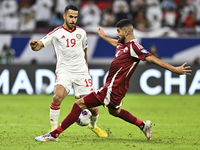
[0,0,200,35]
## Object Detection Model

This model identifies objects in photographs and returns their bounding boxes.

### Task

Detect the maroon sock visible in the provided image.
[51,103,82,138]
[117,109,144,130]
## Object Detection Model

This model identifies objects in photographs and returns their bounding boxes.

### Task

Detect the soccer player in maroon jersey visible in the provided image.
[35,19,192,141]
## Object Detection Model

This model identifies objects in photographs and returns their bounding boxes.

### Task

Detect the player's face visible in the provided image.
[63,9,78,30]
[116,28,125,44]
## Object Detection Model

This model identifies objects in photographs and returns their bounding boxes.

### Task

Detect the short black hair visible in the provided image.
[64,5,78,13]
[115,19,132,28]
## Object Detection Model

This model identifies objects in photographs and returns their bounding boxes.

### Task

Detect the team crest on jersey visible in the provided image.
[76,34,81,39]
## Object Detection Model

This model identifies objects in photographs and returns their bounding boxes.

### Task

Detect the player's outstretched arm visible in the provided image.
[97,27,118,47]
[145,55,192,75]
[29,40,44,51]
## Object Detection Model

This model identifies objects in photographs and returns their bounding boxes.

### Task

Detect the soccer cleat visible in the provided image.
[88,124,108,137]
[35,132,58,141]
[142,120,152,140]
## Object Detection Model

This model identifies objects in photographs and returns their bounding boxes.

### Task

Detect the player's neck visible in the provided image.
[63,24,75,31]
[125,35,135,44]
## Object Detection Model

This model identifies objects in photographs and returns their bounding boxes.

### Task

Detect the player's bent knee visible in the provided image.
[109,111,118,117]
[53,93,65,104]
[76,98,87,110]
[108,108,120,117]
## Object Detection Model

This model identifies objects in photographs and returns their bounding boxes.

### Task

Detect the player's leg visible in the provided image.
[108,107,152,140]
[35,97,85,141]
[73,74,107,137]
[87,106,99,129]
[50,84,68,131]
[108,107,144,128]
[79,95,99,129]
[50,74,72,131]
[35,92,102,141]
[83,94,108,137]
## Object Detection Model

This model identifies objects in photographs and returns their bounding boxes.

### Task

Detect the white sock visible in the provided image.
[90,115,99,129]
[50,109,60,131]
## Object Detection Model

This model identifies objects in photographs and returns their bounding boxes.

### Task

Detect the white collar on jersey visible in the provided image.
[130,39,137,42]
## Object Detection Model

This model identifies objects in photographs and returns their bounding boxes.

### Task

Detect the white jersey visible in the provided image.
[40,25,88,74]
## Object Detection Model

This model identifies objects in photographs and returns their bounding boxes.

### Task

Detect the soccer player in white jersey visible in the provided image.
[29,5,107,138]
[34,19,192,141]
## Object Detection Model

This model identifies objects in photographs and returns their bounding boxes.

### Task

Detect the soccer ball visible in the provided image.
[76,109,92,126]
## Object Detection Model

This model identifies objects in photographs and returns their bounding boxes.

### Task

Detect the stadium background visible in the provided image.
[0,0,200,95]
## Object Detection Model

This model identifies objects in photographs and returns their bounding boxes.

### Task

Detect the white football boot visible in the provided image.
[35,132,58,141]
[142,120,152,140]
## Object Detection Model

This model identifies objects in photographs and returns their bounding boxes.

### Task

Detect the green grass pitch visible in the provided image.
[0,94,199,150]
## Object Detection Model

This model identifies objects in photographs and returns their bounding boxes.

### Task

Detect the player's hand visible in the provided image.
[29,40,38,50]
[175,62,192,75]
[97,27,105,38]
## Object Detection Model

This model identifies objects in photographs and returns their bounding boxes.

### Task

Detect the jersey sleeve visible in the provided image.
[130,41,151,61]
[40,33,53,47]
[82,30,88,49]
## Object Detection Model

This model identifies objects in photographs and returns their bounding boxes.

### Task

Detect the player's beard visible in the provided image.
[119,36,125,44]
[66,21,75,30]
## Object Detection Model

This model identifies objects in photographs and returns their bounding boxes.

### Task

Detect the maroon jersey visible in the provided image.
[94,39,152,109]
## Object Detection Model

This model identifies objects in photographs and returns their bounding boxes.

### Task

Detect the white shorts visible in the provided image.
[55,72,94,99]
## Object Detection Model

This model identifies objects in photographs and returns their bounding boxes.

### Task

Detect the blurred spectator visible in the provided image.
[18,0,36,10]
[0,0,19,31]
[55,0,68,14]
[179,0,195,26]
[0,0,18,17]
[149,15,162,30]
[149,45,160,59]
[32,0,53,28]
[80,0,101,27]
[101,5,116,27]
[133,11,148,31]
[130,0,146,19]
[49,11,63,28]
[4,13,19,32]
[183,10,196,28]
[0,44,15,64]
[0,12,4,30]
[145,0,163,30]
[161,0,176,10]
[163,8,178,28]
[193,0,200,26]
[192,56,200,65]
[19,9,35,32]
[113,0,129,14]
[115,3,129,24]
[68,0,82,9]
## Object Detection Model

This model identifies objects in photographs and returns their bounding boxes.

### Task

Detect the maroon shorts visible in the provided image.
[83,92,102,108]
[83,92,120,110]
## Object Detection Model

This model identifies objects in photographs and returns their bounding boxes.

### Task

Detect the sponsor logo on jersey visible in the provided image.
[61,35,65,38]
[141,49,148,54]
[76,34,81,39]
[124,47,128,52]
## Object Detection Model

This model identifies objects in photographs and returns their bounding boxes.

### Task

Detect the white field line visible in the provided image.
[0,124,47,126]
